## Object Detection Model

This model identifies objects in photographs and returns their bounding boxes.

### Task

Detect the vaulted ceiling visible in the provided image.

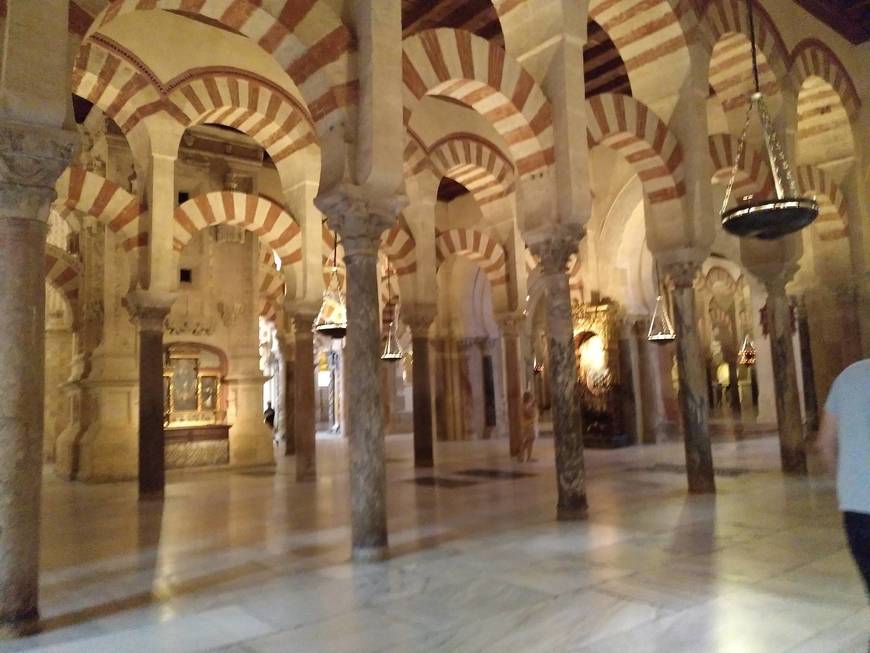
[791,0,870,45]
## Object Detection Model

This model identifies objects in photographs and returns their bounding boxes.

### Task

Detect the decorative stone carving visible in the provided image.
[316,184,408,256]
[663,261,701,290]
[125,291,174,331]
[0,121,78,220]
[218,301,245,328]
[528,226,582,275]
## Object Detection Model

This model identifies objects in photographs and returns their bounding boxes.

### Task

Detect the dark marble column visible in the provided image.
[0,122,75,637]
[794,297,818,433]
[664,262,715,494]
[763,275,807,475]
[318,189,403,561]
[127,295,173,498]
[293,314,316,479]
[407,314,435,468]
[498,315,525,457]
[531,233,587,520]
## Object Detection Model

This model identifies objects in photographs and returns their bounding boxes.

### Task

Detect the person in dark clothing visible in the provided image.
[263,401,276,430]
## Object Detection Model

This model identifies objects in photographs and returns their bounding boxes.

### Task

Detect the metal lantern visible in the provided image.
[737,334,757,366]
[313,231,347,339]
[719,0,817,240]
[647,295,676,344]
[380,265,404,362]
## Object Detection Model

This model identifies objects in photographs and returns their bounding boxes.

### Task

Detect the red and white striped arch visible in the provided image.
[795,166,848,242]
[45,244,82,313]
[169,72,318,165]
[708,133,773,199]
[402,28,554,177]
[586,93,685,205]
[701,1,788,116]
[404,131,434,179]
[72,41,163,134]
[380,220,417,276]
[790,39,860,122]
[174,192,302,266]
[54,167,147,252]
[428,133,516,206]
[258,246,286,321]
[588,0,691,105]
[88,0,354,128]
[436,228,508,287]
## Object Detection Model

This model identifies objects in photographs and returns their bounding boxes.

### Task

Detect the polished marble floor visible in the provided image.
[9,434,869,653]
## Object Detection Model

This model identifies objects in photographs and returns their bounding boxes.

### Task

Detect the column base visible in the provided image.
[687,476,716,495]
[780,449,808,476]
[556,498,589,521]
[0,609,39,640]
[414,457,434,469]
[351,545,388,563]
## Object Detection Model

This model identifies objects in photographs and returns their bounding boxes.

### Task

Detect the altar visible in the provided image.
[163,343,231,468]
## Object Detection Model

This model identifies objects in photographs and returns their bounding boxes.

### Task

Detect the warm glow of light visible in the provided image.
[580,335,606,371]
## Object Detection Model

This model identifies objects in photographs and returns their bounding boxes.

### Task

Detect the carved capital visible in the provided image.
[316,184,408,258]
[125,290,175,332]
[405,309,437,337]
[528,226,582,275]
[662,261,701,290]
[292,312,318,335]
[0,121,78,220]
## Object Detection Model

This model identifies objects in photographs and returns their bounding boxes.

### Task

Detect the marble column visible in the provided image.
[407,313,435,468]
[293,314,316,480]
[763,273,807,475]
[664,262,715,494]
[498,314,525,457]
[282,352,296,457]
[127,293,174,498]
[794,297,819,432]
[530,234,587,520]
[0,121,76,636]
[319,190,403,561]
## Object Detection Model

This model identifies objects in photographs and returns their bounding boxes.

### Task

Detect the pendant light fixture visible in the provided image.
[381,264,404,362]
[737,334,757,366]
[647,262,676,344]
[719,0,817,240]
[312,227,347,339]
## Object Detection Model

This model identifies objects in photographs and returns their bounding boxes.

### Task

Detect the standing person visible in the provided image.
[263,401,276,430]
[816,358,870,599]
[519,391,538,462]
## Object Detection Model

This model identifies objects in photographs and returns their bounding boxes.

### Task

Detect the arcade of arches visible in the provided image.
[0,0,868,648]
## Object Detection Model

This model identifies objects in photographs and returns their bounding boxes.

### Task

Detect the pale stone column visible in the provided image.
[762,272,807,475]
[498,314,525,457]
[663,261,715,494]
[293,314,317,480]
[126,292,174,498]
[0,121,76,636]
[318,189,404,560]
[276,334,296,457]
[530,233,588,520]
[407,312,435,468]
[794,297,819,432]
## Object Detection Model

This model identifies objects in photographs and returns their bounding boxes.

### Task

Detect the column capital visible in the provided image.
[125,290,175,332]
[759,264,798,296]
[0,121,78,220]
[316,184,408,257]
[405,311,436,337]
[661,260,701,290]
[527,224,583,275]
[292,312,319,334]
[497,313,525,337]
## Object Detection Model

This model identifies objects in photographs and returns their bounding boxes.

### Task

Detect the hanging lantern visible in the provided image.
[380,265,404,362]
[647,295,676,344]
[719,0,817,240]
[737,334,757,366]
[313,230,347,339]
[533,355,544,374]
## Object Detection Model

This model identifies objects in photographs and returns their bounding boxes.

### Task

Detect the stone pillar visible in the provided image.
[664,261,715,494]
[407,313,435,467]
[318,189,403,561]
[763,273,807,475]
[127,292,173,498]
[794,297,819,432]
[293,314,316,479]
[530,233,588,520]
[280,341,296,457]
[498,314,525,457]
[0,121,76,636]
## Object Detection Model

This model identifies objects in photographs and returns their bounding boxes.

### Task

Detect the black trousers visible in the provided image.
[844,511,870,598]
